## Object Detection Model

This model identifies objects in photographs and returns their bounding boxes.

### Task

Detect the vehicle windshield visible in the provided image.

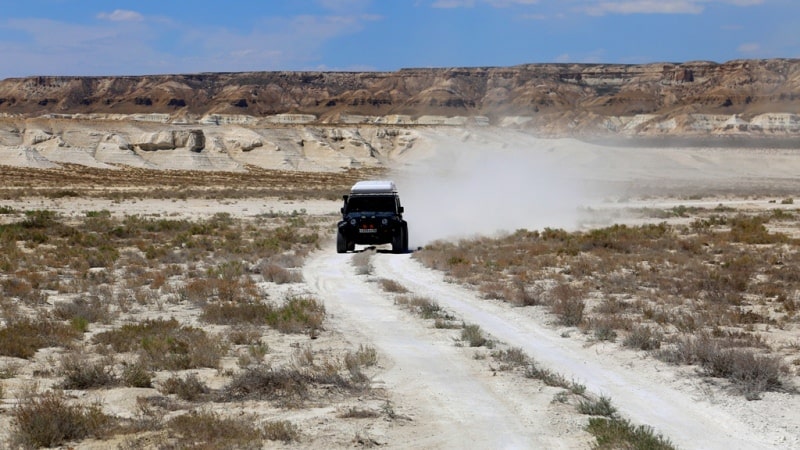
[346,195,397,213]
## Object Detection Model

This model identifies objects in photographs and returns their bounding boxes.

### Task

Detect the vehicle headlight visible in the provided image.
[350,218,357,226]
[381,218,388,226]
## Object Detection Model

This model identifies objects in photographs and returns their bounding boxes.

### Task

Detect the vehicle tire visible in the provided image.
[402,223,409,253]
[336,230,348,253]
[392,227,405,254]
[347,240,355,252]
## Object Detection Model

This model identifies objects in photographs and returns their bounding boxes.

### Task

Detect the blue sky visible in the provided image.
[0,0,797,79]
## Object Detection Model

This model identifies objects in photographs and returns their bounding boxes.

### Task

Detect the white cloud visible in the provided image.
[317,0,372,12]
[737,42,761,53]
[486,0,540,6]
[582,1,703,16]
[578,0,765,16]
[432,0,541,7]
[432,0,477,7]
[555,53,571,62]
[96,10,144,22]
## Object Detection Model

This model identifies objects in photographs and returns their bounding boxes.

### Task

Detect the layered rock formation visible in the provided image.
[0,59,798,171]
[0,59,798,136]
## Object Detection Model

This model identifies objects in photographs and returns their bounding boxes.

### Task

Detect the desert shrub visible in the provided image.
[166,410,266,449]
[0,318,81,359]
[60,353,117,389]
[206,261,258,303]
[93,318,224,370]
[586,417,675,450]
[580,223,671,254]
[378,278,408,293]
[11,390,113,449]
[340,407,381,418]
[623,326,663,351]
[220,365,360,406]
[346,344,378,368]
[220,366,312,404]
[263,420,300,443]
[160,373,210,401]
[577,395,616,417]
[702,348,785,399]
[524,362,584,394]
[265,296,325,334]
[202,295,324,334]
[53,295,113,325]
[395,295,450,320]
[227,326,263,345]
[656,334,786,397]
[1,278,33,299]
[549,284,585,326]
[492,347,529,370]
[121,361,153,388]
[344,345,378,382]
[728,215,785,244]
[182,278,215,304]
[201,299,274,325]
[461,323,488,347]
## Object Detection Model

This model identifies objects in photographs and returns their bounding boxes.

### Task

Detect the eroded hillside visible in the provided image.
[1,59,799,137]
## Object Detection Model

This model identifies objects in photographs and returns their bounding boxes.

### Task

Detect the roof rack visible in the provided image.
[350,180,397,194]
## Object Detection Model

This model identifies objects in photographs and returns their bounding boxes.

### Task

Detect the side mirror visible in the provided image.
[398,206,404,214]
[342,195,349,202]
[340,207,345,214]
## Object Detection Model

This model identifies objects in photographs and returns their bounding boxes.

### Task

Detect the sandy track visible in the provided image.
[304,251,591,449]
[303,247,795,449]
[368,253,789,450]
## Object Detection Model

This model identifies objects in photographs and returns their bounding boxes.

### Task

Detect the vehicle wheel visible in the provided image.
[336,230,348,253]
[347,240,355,251]
[392,227,405,254]
[402,223,409,252]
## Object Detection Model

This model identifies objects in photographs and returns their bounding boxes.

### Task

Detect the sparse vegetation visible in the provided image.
[587,417,675,450]
[93,318,225,370]
[461,323,490,347]
[378,277,409,293]
[415,213,799,398]
[160,373,210,401]
[1,162,796,447]
[11,390,114,449]
[166,410,290,448]
[0,318,81,359]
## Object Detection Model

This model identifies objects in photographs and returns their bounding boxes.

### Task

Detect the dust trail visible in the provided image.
[392,139,598,248]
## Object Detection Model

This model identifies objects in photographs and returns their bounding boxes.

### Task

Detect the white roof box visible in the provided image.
[351,180,397,194]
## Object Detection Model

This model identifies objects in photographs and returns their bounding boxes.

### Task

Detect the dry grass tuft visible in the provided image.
[160,373,210,401]
[92,318,225,370]
[11,390,114,449]
[0,318,81,359]
[377,278,409,293]
[166,410,279,448]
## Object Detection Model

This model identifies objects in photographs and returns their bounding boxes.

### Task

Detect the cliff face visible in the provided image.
[1,59,799,137]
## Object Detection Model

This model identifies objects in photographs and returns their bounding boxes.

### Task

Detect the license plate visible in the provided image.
[359,229,377,233]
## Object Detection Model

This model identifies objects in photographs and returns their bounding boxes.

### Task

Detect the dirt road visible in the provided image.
[305,249,792,450]
[304,251,592,449]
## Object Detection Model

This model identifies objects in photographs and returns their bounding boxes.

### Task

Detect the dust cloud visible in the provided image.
[393,141,599,248]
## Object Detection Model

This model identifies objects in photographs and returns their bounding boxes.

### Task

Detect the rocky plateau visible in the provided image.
[0,59,798,171]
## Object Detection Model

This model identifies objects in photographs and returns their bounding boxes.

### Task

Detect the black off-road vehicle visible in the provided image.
[337,180,408,253]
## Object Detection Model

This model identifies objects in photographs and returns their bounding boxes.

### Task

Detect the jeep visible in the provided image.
[337,180,408,253]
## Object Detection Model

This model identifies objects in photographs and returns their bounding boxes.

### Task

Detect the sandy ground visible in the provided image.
[2,129,800,448]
